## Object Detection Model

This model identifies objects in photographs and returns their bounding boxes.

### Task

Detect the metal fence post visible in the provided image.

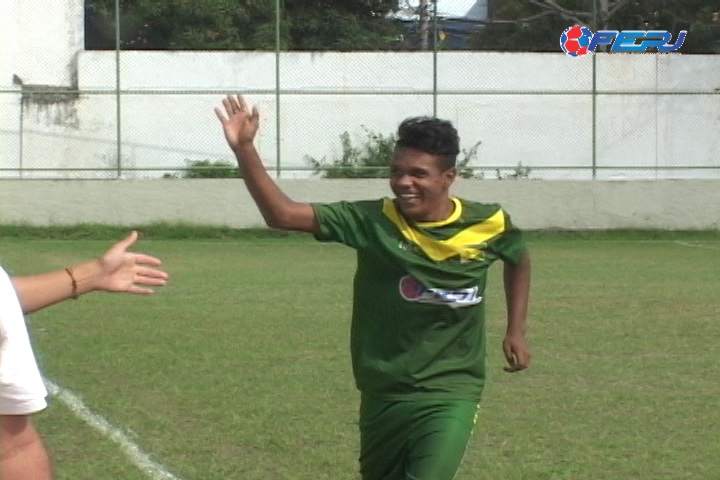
[275,0,282,179]
[432,0,439,117]
[591,0,598,180]
[115,0,122,178]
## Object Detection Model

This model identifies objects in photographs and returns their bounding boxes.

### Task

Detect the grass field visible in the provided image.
[1,231,719,480]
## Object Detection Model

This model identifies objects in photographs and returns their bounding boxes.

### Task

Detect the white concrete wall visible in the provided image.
[1,1,718,181]
[15,0,84,85]
[0,179,718,230]
[1,0,84,177]
[0,0,21,174]
[3,51,718,181]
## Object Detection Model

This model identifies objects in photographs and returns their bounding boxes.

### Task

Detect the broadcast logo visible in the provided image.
[560,26,686,57]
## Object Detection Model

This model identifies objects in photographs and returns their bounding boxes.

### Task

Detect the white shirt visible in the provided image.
[0,266,48,415]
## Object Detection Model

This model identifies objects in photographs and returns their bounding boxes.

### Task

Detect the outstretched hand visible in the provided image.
[95,231,168,294]
[215,94,260,151]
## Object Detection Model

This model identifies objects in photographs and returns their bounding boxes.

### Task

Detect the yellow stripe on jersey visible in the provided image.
[382,198,506,262]
[416,197,463,228]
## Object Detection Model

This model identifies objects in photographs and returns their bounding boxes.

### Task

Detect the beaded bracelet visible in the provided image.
[64,267,79,300]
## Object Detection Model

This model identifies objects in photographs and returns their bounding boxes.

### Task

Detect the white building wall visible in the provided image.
[12,0,83,85]
[0,0,21,175]
[1,0,84,177]
[2,2,719,181]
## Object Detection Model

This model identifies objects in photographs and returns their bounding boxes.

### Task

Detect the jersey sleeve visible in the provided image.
[311,201,373,250]
[489,210,526,264]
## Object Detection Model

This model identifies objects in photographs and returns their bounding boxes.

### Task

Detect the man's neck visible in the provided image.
[414,197,455,223]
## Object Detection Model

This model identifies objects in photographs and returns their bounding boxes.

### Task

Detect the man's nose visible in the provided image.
[395,174,412,186]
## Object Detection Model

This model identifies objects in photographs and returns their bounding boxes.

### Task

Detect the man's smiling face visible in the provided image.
[389,147,456,222]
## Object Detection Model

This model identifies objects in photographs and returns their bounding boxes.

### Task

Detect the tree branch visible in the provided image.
[528,0,590,26]
[443,10,556,26]
[501,10,556,25]
[607,0,633,21]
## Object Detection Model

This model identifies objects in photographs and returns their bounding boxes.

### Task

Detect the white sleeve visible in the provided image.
[0,267,48,415]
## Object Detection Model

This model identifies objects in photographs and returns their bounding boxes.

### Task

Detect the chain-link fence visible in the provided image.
[1,0,718,180]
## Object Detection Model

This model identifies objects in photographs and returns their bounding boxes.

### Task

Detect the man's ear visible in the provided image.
[444,167,457,185]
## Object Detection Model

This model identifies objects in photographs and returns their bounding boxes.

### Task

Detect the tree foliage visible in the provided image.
[84,1,718,52]
[470,0,720,54]
[85,0,404,50]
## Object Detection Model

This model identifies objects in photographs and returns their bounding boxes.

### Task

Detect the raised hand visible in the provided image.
[214,94,260,151]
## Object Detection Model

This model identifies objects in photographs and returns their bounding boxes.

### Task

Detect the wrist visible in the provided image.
[505,323,526,337]
[232,141,256,157]
[69,260,104,296]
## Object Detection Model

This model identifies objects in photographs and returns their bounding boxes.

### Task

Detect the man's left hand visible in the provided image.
[502,333,531,372]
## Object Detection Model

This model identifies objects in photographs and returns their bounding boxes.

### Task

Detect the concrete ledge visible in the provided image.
[1,179,718,230]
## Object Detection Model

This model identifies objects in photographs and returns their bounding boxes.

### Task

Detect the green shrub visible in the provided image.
[306,127,481,179]
[306,127,395,178]
[183,160,240,178]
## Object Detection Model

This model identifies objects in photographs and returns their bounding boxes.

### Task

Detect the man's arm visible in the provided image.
[11,231,168,314]
[502,250,531,372]
[215,95,320,234]
[0,415,53,480]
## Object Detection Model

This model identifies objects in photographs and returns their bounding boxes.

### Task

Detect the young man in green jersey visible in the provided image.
[215,94,531,480]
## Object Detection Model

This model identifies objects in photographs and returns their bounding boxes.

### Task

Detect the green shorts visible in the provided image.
[358,394,479,480]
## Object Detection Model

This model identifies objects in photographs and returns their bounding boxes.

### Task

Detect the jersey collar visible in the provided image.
[382,198,506,262]
[416,197,462,228]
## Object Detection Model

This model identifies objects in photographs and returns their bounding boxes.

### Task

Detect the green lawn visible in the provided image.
[1,233,719,480]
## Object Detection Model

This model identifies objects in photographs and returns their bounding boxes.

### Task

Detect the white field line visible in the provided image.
[44,378,184,480]
[674,241,720,250]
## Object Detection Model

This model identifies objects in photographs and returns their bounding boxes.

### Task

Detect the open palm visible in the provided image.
[97,231,168,294]
[215,94,260,150]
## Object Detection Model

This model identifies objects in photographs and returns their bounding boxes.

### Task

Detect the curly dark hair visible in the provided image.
[395,116,460,171]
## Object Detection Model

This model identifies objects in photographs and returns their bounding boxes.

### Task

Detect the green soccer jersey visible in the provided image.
[312,197,526,401]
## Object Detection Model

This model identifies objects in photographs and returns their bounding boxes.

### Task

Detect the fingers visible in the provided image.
[219,94,258,117]
[134,275,167,287]
[236,95,248,112]
[222,97,234,117]
[111,234,164,267]
[517,349,531,368]
[123,266,168,295]
[502,341,514,365]
[502,340,531,373]
[214,107,227,123]
[503,356,521,373]
[504,353,530,372]
[132,254,163,267]
[112,231,139,253]
[134,265,168,281]
[222,94,246,116]
[503,362,524,373]
[125,285,157,295]
[216,95,262,141]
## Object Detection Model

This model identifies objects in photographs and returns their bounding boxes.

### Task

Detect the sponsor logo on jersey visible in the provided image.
[398,241,421,254]
[398,275,482,309]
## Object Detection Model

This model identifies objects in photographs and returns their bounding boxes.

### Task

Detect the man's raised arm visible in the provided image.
[215,94,319,234]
